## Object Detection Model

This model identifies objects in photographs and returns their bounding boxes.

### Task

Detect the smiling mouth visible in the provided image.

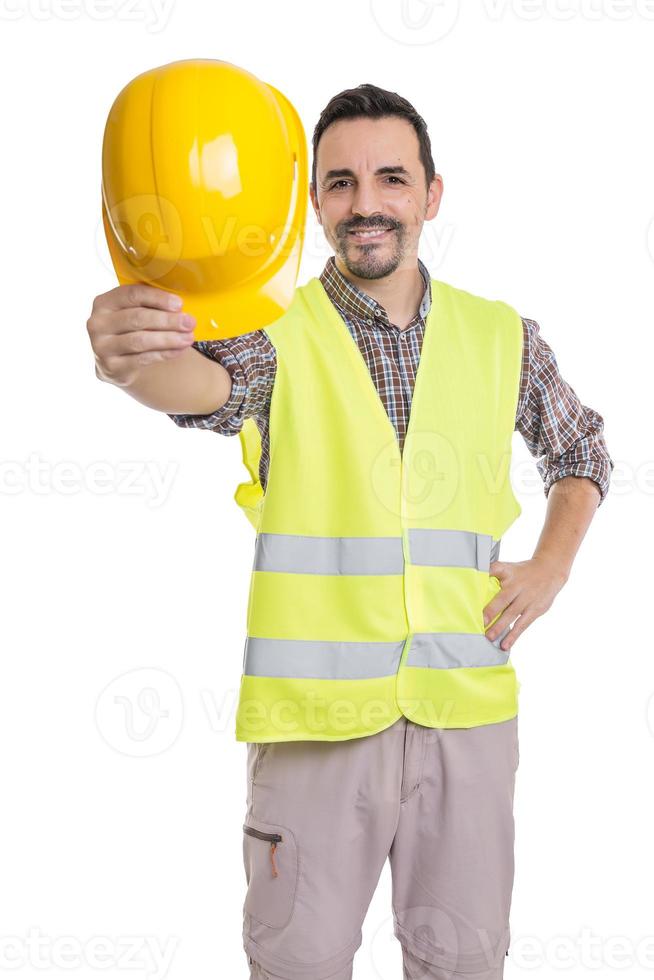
[349,228,393,243]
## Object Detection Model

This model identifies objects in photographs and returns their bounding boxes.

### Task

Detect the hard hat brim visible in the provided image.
[101,197,304,341]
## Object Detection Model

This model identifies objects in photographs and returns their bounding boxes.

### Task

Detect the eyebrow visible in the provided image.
[321,165,411,185]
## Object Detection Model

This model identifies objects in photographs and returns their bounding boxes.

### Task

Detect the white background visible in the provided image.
[0,1,650,978]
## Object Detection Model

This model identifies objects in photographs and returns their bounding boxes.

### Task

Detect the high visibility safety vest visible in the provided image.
[233,276,523,743]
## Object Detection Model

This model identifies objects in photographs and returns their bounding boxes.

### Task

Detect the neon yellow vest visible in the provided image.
[233,276,523,742]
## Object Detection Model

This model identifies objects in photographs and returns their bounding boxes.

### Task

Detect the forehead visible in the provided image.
[316,116,420,172]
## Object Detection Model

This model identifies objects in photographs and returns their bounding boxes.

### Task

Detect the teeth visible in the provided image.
[352,229,387,238]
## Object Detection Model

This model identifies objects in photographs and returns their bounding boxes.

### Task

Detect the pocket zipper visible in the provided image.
[243,824,283,878]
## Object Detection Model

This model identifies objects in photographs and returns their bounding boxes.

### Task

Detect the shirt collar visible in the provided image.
[319,254,432,328]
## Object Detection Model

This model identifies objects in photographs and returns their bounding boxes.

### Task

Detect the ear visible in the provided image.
[309,183,322,225]
[425,174,444,221]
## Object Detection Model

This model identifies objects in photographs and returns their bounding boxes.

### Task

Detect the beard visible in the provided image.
[333,220,408,280]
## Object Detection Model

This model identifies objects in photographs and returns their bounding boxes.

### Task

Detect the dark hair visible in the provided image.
[311,83,436,193]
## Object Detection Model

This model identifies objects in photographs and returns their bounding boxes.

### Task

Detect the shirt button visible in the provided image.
[366,317,373,325]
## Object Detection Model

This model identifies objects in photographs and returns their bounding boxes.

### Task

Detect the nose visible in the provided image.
[350,176,386,220]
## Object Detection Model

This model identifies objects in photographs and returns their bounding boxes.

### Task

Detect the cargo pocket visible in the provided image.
[243,817,298,929]
[252,743,271,784]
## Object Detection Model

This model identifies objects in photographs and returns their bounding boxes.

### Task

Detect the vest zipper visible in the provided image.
[243,824,283,878]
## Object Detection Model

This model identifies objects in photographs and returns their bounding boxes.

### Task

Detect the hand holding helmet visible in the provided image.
[86,282,195,388]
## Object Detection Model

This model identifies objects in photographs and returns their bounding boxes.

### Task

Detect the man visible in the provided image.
[87,84,613,980]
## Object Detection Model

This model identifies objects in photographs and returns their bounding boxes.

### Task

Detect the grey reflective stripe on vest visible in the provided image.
[406,627,512,669]
[243,627,512,678]
[253,533,404,575]
[406,529,501,572]
[243,637,405,679]
[253,531,501,575]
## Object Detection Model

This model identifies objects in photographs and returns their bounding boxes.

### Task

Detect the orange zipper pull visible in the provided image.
[270,842,279,878]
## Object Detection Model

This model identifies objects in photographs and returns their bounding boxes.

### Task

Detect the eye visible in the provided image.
[328,176,405,190]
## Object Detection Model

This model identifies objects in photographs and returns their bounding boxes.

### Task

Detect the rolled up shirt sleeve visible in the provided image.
[167,331,275,435]
[516,317,614,506]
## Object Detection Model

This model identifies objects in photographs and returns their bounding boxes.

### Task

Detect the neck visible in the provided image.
[333,256,425,331]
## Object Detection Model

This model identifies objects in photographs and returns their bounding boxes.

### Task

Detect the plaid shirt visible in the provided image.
[169,255,614,505]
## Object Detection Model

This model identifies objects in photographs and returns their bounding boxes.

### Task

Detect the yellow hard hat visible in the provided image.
[101,59,308,340]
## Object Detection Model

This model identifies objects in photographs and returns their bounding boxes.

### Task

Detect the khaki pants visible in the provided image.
[243,714,519,979]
